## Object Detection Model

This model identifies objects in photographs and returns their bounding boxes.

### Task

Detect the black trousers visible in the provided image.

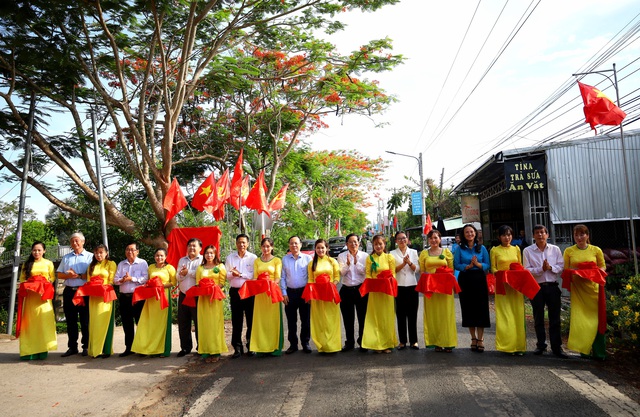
[284,287,310,348]
[178,291,198,352]
[339,284,368,347]
[530,282,562,351]
[396,285,419,345]
[63,286,89,350]
[119,292,144,351]
[229,287,254,350]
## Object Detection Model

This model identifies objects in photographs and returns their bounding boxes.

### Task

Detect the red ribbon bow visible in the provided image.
[302,273,341,303]
[415,267,460,298]
[72,275,117,306]
[359,269,398,297]
[495,263,540,299]
[183,278,226,307]
[238,272,284,303]
[16,275,54,338]
[132,276,169,310]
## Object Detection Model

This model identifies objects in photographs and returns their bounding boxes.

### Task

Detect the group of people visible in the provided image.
[16,222,607,361]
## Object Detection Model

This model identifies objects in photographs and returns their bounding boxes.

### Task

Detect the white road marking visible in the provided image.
[366,367,413,417]
[551,369,640,416]
[277,372,314,417]
[183,377,233,417]
[460,367,535,417]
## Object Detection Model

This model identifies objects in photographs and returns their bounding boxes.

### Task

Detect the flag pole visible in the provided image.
[573,64,638,275]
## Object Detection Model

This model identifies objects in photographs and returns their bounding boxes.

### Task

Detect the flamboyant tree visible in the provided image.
[0,0,401,247]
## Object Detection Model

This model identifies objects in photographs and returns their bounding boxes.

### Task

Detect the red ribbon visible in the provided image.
[495,263,541,299]
[16,275,54,338]
[238,272,284,303]
[561,261,608,334]
[183,278,226,307]
[72,276,117,306]
[132,276,169,310]
[360,269,398,297]
[415,267,460,298]
[302,273,341,303]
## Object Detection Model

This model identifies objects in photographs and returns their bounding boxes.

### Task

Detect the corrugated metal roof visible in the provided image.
[547,130,640,223]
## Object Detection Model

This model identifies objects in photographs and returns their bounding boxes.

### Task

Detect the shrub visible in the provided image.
[608,274,640,352]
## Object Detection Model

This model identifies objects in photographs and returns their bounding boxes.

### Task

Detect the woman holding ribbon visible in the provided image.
[17,241,57,360]
[303,239,341,353]
[75,244,117,358]
[562,224,607,359]
[491,225,539,355]
[190,245,227,362]
[246,237,283,356]
[417,230,458,353]
[454,224,490,352]
[132,248,177,357]
[361,234,398,353]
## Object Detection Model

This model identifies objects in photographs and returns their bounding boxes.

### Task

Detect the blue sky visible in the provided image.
[2,0,639,225]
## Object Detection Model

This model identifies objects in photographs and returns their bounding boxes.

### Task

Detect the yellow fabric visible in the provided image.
[19,259,57,357]
[250,257,283,353]
[308,256,341,353]
[87,260,117,357]
[196,264,228,355]
[419,247,453,274]
[420,248,457,348]
[362,253,397,350]
[564,245,605,355]
[132,264,177,355]
[491,245,526,353]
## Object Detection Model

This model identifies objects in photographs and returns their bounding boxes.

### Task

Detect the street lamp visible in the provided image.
[386,151,426,247]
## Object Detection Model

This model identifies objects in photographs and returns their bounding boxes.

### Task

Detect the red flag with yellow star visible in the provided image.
[244,170,270,216]
[191,173,216,212]
[423,213,433,235]
[203,169,230,219]
[229,149,244,210]
[163,178,188,225]
[578,81,626,131]
[268,184,289,212]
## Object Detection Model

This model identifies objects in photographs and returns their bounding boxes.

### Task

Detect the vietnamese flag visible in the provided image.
[203,169,230,215]
[229,149,244,210]
[163,178,188,225]
[268,184,289,212]
[393,216,398,229]
[423,213,432,235]
[191,173,216,212]
[244,170,270,216]
[334,219,340,231]
[578,81,626,131]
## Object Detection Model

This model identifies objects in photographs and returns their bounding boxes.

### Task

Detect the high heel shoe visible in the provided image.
[476,339,485,353]
[470,338,478,351]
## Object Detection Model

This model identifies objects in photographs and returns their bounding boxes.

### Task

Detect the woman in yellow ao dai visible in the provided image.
[196,245,228,361]
[250,237,283,355]
[419,230,456,351]
[307,239,342,353]
[86,244,117,358]
[491,225,525,354]
[362,235,398,352]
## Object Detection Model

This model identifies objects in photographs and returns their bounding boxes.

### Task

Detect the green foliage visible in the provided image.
[0,201,36,246]
[4,220,58,256]
[0,306,16,334]
[608,275,640,352]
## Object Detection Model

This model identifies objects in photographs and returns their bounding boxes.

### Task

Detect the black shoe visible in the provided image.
[285,346,298,354]
[533,347,545,355]
[246,351,256,357]
[61,349,79,357]
[359,347,368,353]
[341,344,354,352]
[81,349,88,357]
[232,349,242,359]
[302,345,312,353]
[98,354,110,359]
[177,350,190,358]
[119,350,133,358]
[553,349,569,359]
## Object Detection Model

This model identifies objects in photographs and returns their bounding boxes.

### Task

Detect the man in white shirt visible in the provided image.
[523,224,567,358]
[225,234,257,358]
[337,233,369,352]
[113,242,148,357]
[281,236,313,354]
[176,238,203,357]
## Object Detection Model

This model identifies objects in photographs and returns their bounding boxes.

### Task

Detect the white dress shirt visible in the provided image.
[390,247,420,286]
[177,254,203,294]
[337,250,368,287]
[225,251,258,288]
[523,243,564,283]
[114,257,149,294]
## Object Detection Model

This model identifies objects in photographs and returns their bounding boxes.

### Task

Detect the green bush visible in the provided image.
[0,307,17,335]
[608,274,640,351]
